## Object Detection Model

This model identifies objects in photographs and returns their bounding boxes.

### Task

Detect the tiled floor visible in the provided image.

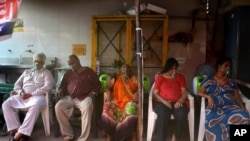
[0,116,191,141]
[0,96,202,141]
[0,115,106,141]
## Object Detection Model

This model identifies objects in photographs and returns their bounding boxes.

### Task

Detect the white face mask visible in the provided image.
[34,63,39,70]
[171,72,176,78]
[70,66,76,71]
[224,68,230,77]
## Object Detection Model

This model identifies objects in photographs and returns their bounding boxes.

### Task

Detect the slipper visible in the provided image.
[9,136,18,141]
[10,131,17,137]
[21,135,30,141]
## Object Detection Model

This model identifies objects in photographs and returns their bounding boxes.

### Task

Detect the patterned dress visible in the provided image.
[201,75,250,141]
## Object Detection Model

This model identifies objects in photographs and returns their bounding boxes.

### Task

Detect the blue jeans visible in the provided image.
[154,102,188,141]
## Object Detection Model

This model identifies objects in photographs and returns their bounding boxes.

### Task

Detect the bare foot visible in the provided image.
[131,132,137,141]
[106,135,112,141]
[171,134,176,141]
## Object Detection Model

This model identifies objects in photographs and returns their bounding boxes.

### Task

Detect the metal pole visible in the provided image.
[135,0,143,141]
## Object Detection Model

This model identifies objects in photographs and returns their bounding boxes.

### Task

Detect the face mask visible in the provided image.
[70,66,76,71]
[34,63,39,70]
[224,68,230,77]
[171,72,176,78]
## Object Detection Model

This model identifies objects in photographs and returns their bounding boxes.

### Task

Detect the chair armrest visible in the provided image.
[239,90,250,113]
[188,93,194,111]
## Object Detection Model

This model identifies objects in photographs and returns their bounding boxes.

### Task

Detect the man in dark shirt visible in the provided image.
[55,55,101,141]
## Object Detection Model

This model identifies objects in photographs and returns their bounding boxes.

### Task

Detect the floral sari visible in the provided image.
[100,75,138,140]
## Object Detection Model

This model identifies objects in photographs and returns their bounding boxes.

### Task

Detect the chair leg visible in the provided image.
[41,105,50,136]
[188,112,194,141]
[198,97,205,141]
[146,113,157,141]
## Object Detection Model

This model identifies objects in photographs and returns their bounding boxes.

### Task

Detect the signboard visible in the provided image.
[0,0,22,40]
[72,44,86,56]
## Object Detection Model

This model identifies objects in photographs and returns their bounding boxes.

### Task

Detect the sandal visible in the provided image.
[10,131,17,137]
[21,135,30,141]
[9,136,18,141]
[9,134,30,141]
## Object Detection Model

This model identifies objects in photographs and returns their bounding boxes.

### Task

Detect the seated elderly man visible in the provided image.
[2,52,54,141]
[55,55,101,141]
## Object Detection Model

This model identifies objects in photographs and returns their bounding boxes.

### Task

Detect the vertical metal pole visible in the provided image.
[135,0,143,141]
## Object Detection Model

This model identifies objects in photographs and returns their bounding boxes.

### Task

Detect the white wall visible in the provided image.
[0,0,130,66]
[0,0,206,92]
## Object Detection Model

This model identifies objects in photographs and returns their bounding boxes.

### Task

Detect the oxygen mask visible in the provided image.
[34,63,40,70]
[224,68,230,78]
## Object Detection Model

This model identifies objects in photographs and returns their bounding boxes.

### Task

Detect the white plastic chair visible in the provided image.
[146,83,194,141]
[192,75,205,141]
[197,97,205,141]
[239,90,250,115]
[18,92,50,136]
[197,88,250,141]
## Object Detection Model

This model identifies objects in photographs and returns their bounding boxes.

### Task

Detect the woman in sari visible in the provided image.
[100,64,138,141]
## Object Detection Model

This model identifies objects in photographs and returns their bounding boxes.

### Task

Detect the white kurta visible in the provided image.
[2,67,54,136]
[13,68,54,108]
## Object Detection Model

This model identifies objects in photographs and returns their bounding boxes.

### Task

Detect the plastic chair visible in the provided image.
[192,75,204,95]
[0,88,50,136]
[99,73,110,94]
[143,75,151,94]
[54,71,99,138]
[18,92,50,136]
[42,92,50,136]
[239,90,250,114]
[146,83,195,141]
[192,75,205,141]
[197,97,205,141]
[196,78,250,141]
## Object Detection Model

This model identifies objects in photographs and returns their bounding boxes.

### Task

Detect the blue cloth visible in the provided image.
[202,75,250,141]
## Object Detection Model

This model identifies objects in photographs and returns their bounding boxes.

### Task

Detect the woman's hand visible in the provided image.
[104,92,112,102]
[207,95,215,109]
[174,101,183,109]
[133,93,138,103]
[161,99,172,109]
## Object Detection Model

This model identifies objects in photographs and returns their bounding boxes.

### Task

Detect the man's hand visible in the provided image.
[89,92,97,99]
[9,91,16,96]
[55,89,64,100]
[20,92,32,100]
